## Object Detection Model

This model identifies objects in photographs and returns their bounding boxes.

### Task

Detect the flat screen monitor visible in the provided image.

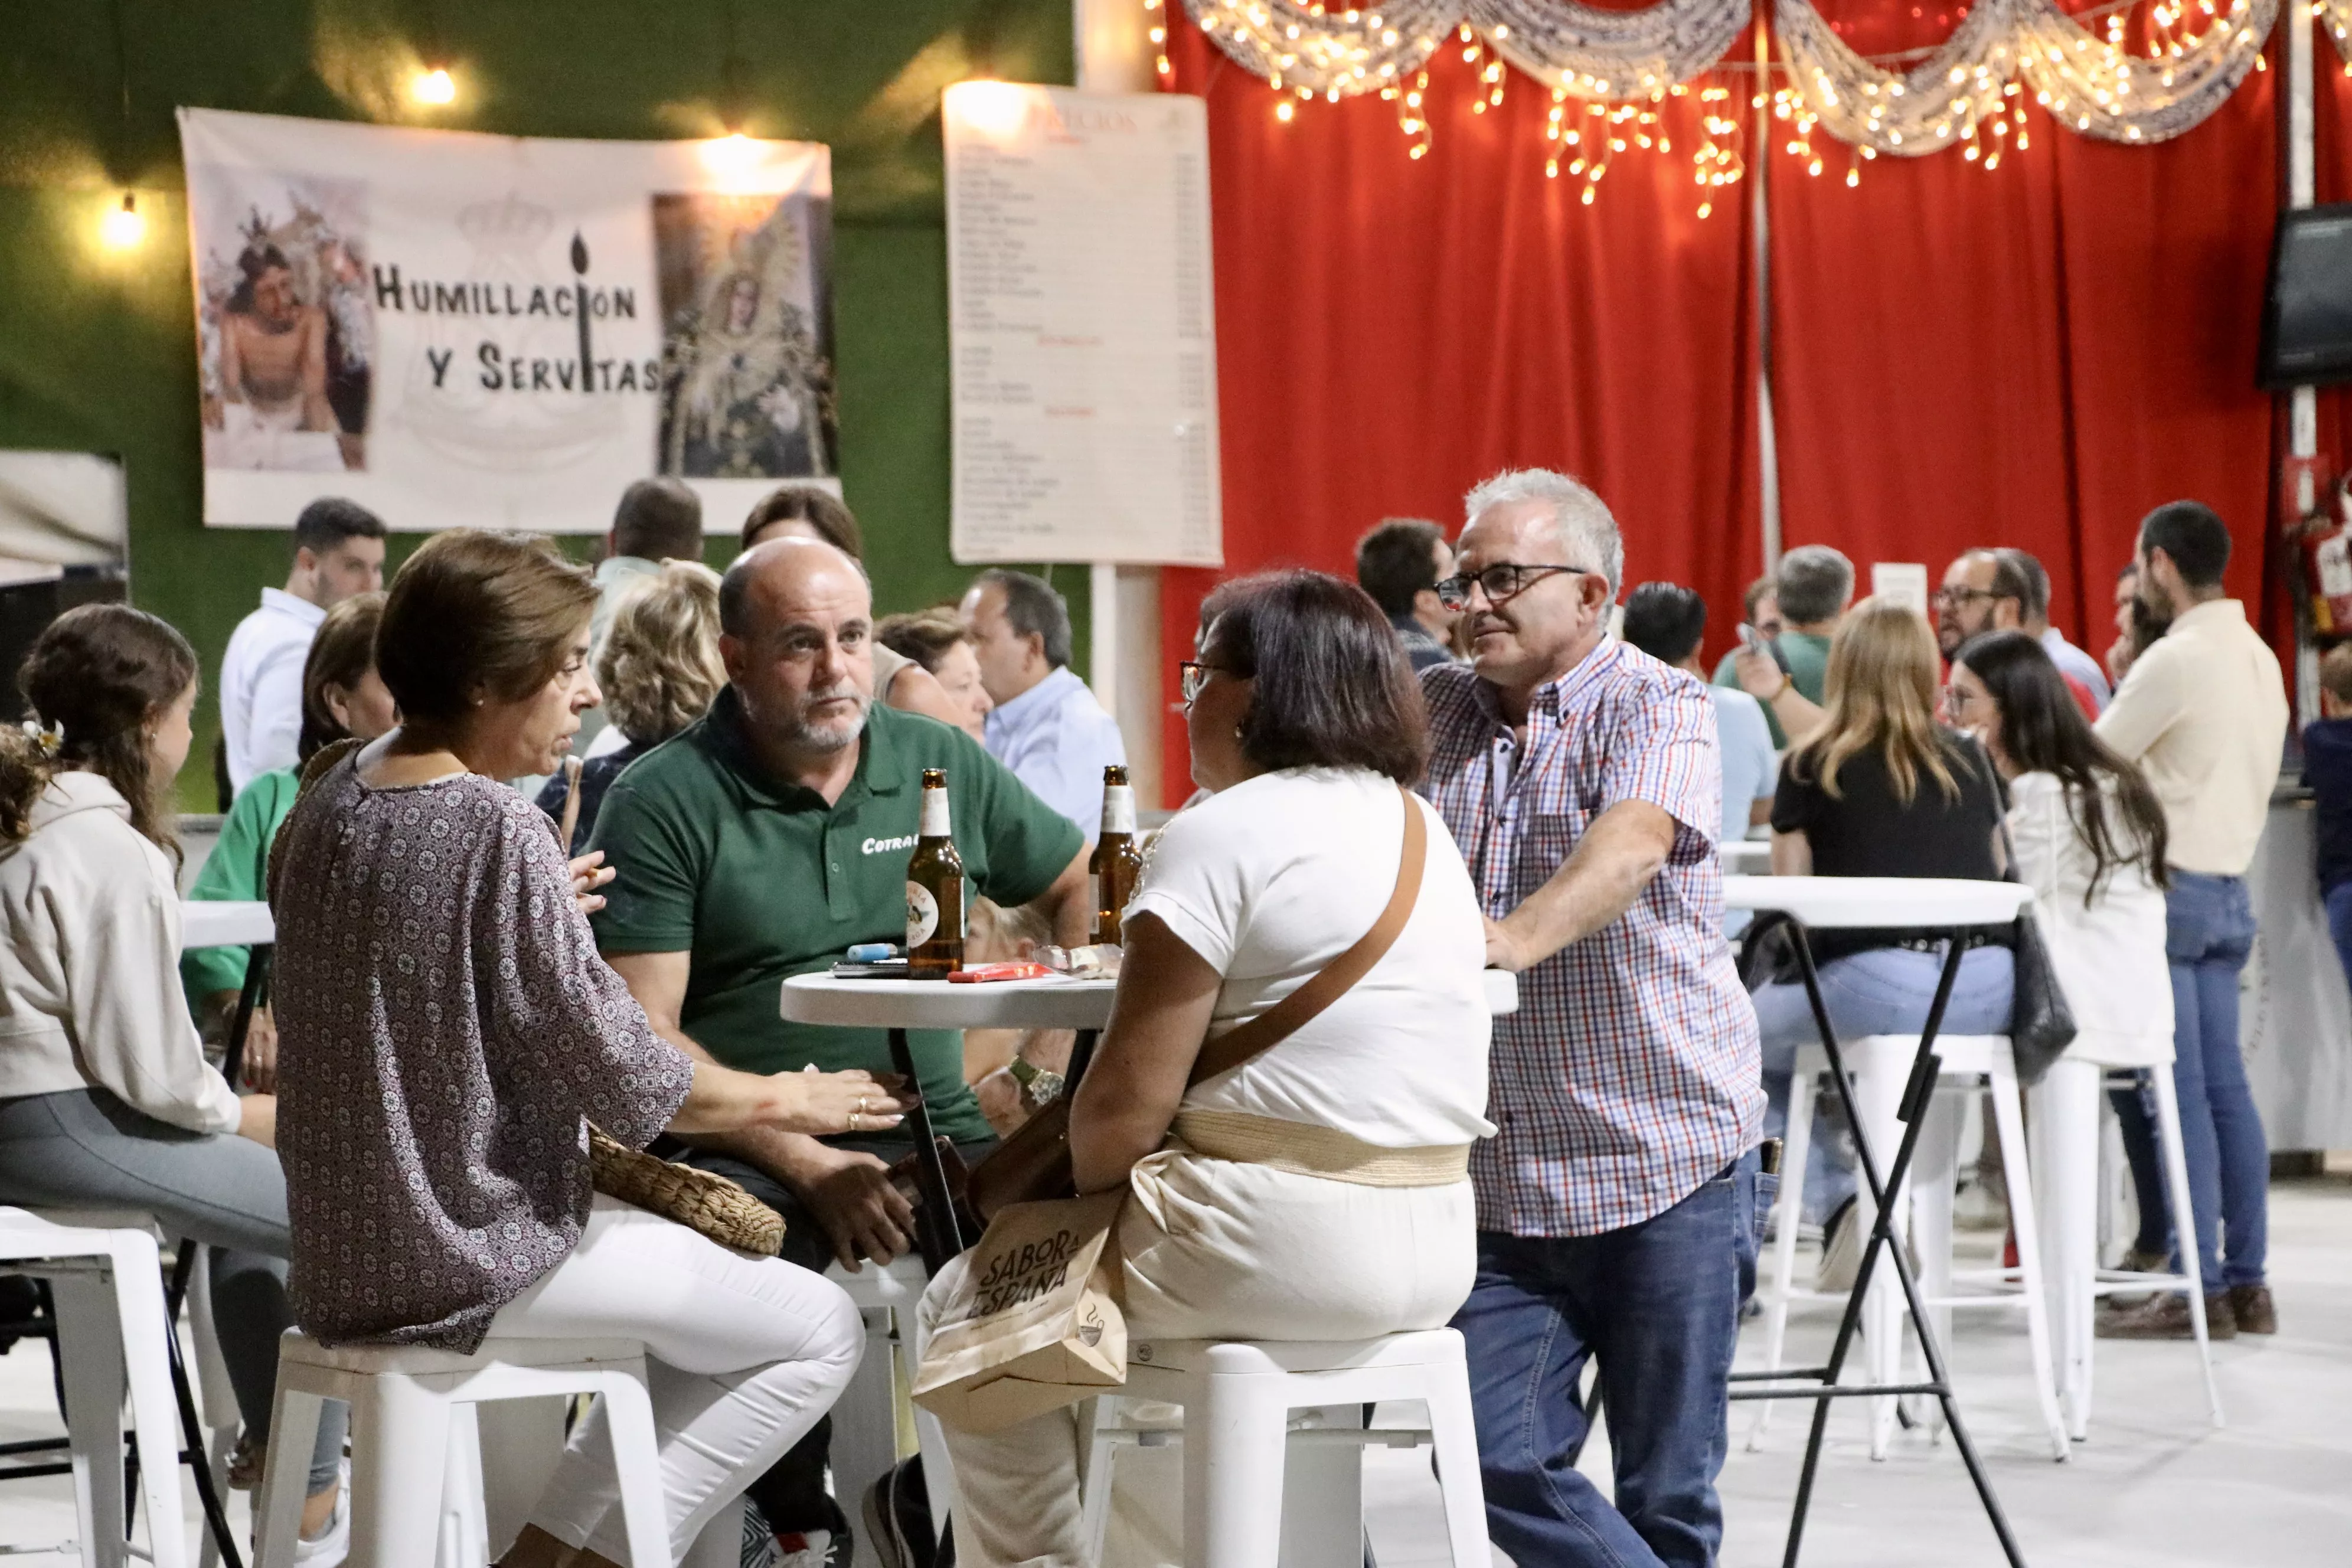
[2260,204,2352,390]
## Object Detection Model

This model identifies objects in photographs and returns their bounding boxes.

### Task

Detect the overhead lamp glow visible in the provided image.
[413,67,456,106]
[100,193,145,251]
[698,131,762,177]
[945,80,1034,141]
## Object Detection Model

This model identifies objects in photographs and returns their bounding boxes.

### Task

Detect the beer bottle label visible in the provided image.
[1100,785,1136,836]
[907,882,940,948]
[1086,873,1100,913]
[920,787,952,837]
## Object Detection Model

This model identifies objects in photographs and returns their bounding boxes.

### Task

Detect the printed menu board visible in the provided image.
[945,83,1221,566]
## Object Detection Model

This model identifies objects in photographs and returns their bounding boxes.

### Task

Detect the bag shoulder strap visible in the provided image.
[1185,785,1427,1087]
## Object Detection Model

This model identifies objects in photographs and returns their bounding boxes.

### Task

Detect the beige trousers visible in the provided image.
[914,1148,1476,1568]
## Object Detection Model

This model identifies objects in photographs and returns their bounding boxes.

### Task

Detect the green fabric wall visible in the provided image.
[0,1,1080,807]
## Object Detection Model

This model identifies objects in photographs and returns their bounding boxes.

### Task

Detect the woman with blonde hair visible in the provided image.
[1752,597,2015,1256]
[538,559,724,852]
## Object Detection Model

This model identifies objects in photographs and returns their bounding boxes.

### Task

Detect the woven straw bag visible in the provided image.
[587,1126,785,1255]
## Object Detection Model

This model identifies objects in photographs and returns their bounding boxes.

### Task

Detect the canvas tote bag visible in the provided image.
[913,786,1427,1433]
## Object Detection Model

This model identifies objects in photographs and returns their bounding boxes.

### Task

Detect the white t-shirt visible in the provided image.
[1124,767,1495,1148]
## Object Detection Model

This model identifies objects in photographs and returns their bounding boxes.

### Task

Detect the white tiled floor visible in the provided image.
[4,1179,2347,1565]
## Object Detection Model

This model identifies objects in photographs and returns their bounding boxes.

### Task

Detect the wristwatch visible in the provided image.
[1007,1055,1066,1109]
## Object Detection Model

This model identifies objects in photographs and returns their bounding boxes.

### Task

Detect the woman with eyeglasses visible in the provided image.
[916,570,1494,1566]
[1749,597,2017,1281]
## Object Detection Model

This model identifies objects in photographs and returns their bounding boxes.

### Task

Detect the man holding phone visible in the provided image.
[1722,544,1853,747]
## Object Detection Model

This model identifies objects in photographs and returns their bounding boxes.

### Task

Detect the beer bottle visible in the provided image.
[906,767,965,977]
[1090,764,1146,945]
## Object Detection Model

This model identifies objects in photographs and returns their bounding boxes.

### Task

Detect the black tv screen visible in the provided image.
[2260,205,2352,390]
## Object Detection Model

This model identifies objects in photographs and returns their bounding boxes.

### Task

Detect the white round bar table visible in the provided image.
[1719,874,2034,1568]
[780,968,1520,1268]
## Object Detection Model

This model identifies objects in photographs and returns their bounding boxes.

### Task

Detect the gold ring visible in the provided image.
[848,1111,861,1132]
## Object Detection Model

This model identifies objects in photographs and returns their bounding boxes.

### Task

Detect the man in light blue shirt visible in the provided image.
[1999,547,2112,711]
[1621,582,1775,842]
[959,568,1126,832]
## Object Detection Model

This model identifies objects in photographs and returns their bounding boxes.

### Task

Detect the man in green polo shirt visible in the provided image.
[588,535,1089,1556]
[1715,541,1850,747]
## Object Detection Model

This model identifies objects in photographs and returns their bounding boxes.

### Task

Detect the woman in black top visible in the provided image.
[1752,597,2014,1237]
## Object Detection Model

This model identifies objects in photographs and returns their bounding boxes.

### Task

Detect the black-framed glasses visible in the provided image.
[1434,562,1598,611]
[1178,660,1237,702]
[1933,586,2000,609]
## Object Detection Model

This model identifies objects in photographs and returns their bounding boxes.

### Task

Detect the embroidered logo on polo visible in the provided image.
[861,834,917,855]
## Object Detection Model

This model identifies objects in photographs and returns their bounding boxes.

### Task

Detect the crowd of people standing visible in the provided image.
[0,457,2302,1568]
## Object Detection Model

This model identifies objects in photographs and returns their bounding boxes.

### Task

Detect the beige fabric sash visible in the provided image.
[1169,1109,1471,1188]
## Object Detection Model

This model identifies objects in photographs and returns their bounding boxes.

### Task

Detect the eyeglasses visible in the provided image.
[1178,660,1237,702]
[1433,563,1598,611]
[1933,586,2000,609]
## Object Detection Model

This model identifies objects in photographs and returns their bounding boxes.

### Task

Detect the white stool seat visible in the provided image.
[257,1330,671,1568]
[1083,1328,1489,1568]
[1749,1034,2070,1464]
[0,1206,189,1568]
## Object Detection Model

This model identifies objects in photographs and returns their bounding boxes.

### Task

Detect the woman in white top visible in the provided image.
[0,605,348,1552]
[1946,631,2183,1330]
[920,570,1493,1568]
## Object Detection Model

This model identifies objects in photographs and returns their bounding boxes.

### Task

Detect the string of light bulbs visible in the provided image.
[1181,0,2283,152]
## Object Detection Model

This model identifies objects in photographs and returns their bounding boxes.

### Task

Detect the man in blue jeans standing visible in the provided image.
[2095,500,2288,1338]
[1422,469,1766,1567]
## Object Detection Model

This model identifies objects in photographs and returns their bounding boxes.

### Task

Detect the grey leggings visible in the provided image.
[0,1090,344,1492]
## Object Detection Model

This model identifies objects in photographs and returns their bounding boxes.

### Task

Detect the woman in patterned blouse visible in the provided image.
[271,529,908,1568]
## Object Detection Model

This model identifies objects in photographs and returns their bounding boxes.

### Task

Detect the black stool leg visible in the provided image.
[156,1244,244,1568]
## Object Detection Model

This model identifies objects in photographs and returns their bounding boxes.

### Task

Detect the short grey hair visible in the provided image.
[1462,468,1624,600]
[977,569,1074,669]
[1775,544,1854,626]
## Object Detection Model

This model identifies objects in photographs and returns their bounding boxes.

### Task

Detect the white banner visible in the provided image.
[179,109,837,533]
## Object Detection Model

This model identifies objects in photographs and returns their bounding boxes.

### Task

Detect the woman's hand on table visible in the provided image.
[775,1068,916,1138]
[568,850,615,915]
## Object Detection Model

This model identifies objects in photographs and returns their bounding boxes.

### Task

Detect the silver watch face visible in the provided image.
[1027,1069,1066,1105]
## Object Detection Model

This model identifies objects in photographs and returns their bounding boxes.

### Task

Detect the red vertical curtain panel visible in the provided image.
[1768,0,2278,645]
[1161,23,1762,803]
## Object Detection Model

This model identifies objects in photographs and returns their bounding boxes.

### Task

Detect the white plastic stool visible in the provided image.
[826,1256,956,1567]
[2028,1058,2223,1438]
[1749,1035,2069,1464]
[1079,1329,1489,1568]
[256,1331,670,1568]
[187,1247,246,1568]
[0,1206,190,1568]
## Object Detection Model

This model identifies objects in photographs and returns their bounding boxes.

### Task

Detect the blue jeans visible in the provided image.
[1455,1154,1770,1568]
[1750,946,2017,1224]
[2165,873,2268,1288]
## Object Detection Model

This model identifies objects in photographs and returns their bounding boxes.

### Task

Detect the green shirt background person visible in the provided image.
[181,590,396,1090]
[593,536,1093,1275]
[1711,629,1832,749]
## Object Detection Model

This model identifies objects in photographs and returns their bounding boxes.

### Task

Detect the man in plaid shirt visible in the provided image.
[1422,469,1765,1568]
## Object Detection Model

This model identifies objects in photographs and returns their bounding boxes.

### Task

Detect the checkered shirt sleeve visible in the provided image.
[1420,646,1765,1237]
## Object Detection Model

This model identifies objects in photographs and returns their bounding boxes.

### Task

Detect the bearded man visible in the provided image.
[586,536,1091,1559]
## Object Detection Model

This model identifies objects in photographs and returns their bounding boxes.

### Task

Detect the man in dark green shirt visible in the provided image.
[1713,543,1850,747]
[588,535,1090,1548]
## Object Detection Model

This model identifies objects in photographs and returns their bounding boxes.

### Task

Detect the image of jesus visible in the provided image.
[214,240,334,436]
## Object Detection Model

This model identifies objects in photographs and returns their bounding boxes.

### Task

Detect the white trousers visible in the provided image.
[492,1197,864,1562]
[916,1151,1478,1568]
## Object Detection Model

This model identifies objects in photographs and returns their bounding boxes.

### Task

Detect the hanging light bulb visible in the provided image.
[413,66,457,105]
[100,192,145,250]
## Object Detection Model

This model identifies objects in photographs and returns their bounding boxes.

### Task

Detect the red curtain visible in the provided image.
[1165,9,2289,800]
[1162,24,1762,803]
[1769,0,2278,648]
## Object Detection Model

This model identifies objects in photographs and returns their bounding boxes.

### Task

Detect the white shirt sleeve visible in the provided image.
[2005,773,2067,906]
[51,857,240,1136]
[1124,802,1253,973]
[241,642,309,783]
[2092,643,2181,764]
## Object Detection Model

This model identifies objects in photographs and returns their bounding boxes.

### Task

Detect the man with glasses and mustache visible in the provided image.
[583,536,1095,1562]
[1419,469,1764,1568]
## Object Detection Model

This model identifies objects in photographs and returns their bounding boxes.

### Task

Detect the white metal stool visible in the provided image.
[255,1331,670,1568]
[0,1206,191,1568]
[2028,1057,2223,1439]
[1750,1035,2069,1463]
[1078,1329,1489,1568]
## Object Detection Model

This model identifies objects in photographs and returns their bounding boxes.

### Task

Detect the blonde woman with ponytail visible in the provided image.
[0,605,349,1557]
[1750,597,2017,1259]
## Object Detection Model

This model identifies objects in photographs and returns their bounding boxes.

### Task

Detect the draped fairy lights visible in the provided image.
[2013,0,2279,143]
[1468,0,1752,100]
[1182,0,2282,157]
[2321,0,2352,68]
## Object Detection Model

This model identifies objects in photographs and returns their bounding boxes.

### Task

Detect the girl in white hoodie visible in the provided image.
[0,604,347,1557]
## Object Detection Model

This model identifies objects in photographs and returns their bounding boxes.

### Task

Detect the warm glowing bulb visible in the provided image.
[413,67,456,106]
[948,80,1035,140]
[101,193,145,250]
[1276,99,1296,122]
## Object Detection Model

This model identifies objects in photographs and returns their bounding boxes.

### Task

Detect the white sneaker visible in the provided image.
[290,1461,351,1566]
